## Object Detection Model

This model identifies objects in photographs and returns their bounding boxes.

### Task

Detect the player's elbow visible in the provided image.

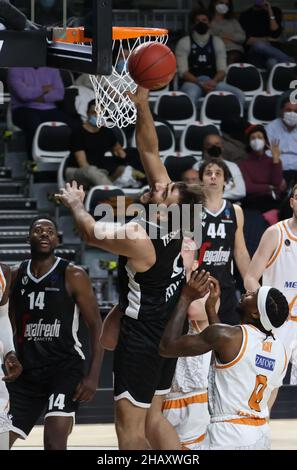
[159,339,174,358]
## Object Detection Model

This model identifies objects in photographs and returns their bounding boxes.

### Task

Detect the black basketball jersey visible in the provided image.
[11,257,85,370]
[198,200,237,288]
[188,35,217,78]
[118,215,185,323]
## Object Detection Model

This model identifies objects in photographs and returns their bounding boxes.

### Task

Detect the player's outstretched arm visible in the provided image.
[205,277,221,325]
[55,182,155,261]
[67,265,103,403]
[159,269,211,357]
[129,86,171,186]
[100,304,123,351]
[244,225,279,292]
[233,205,251,280]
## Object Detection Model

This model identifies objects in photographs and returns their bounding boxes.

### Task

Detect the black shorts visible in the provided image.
[113,315,177,408]
[7,357,84,438]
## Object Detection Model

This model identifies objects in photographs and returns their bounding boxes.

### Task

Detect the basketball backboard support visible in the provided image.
[47,0,113,75]
[0,0,112,75]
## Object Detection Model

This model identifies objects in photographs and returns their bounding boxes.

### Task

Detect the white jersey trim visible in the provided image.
[214,325,247,369]
[204,200,227,218]
[0,265,6,303]
[72,304,85,360]
[114,391,151,408]
[44,411,75,421]
[9,424,27,440]
[124,264,141,320]
[27,257,61,283]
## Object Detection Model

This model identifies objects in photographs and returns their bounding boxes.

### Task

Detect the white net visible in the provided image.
[89,29,168,128]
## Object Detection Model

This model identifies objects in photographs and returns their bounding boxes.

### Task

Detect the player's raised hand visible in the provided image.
[55,181,85,208]
[126,86,149,106]
[205,276,221,312]
[183,269,210,301]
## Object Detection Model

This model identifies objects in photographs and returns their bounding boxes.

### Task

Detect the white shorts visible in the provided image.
[193,421,270,450]
[162,391,209,449]
[0,344,11,433]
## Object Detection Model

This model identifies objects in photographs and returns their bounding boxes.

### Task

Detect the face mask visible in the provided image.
[207,145,222,158]
[40,0,56,9]
[250,138,265,152]
[283,111,297,128]
[88,115,97,127]
[216,3,229,15]
[194,23,209,35]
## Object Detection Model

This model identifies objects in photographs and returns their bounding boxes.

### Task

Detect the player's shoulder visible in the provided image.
[66,263,89,278]
[0,263,11,277]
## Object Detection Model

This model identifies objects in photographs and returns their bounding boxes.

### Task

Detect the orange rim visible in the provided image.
[112,26,168,40]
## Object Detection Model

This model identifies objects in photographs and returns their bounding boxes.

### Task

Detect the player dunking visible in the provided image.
[8,217,103,450]
[56,86,204,450]
[160,271,289,450]
[0,263,22,450]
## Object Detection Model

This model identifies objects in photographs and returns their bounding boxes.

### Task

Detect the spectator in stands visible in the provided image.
[181,167,200,184]
[266,96,297,187]
[203,134,246,201]
[7,67,75,160]
[220,116,249,163]
[239,0,292,70]
[175,8,245,110]
[66,99,144,189]
[239,124,283,213]
[209,0,246,64]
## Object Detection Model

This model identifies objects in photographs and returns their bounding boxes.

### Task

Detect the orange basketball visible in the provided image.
[128,42,176,90]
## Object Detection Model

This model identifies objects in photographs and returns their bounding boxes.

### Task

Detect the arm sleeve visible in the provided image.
[270,161,283,188]
[70,129,85,153]
[270,7,283,38]
[223,161,246,200]
[231,19,246,44]
[239,161,271,195]
[213,36,227,73]
[175,36,191,77]
[43,70,65,103]
[0,302,15,356]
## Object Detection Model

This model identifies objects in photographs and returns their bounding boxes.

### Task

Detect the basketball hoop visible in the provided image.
[89,27,168,128]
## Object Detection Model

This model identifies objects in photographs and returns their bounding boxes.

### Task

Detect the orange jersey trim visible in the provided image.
[288,295,297,321]
[266,224,283,269]
[162,393,208,410]
[225,417,267,426]
[215,325,248,369]
[282,220,297,242]
[181,433,206,449]
[0,269,5,293]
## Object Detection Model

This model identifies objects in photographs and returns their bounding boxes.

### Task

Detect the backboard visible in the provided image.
[0,0,112,75]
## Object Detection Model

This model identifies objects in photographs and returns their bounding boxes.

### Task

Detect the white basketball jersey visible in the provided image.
[262,219,297,320]
[208,325,287,421]
[170,321,211,394]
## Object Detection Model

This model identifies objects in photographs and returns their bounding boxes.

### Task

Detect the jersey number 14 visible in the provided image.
[28,291,45,310]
